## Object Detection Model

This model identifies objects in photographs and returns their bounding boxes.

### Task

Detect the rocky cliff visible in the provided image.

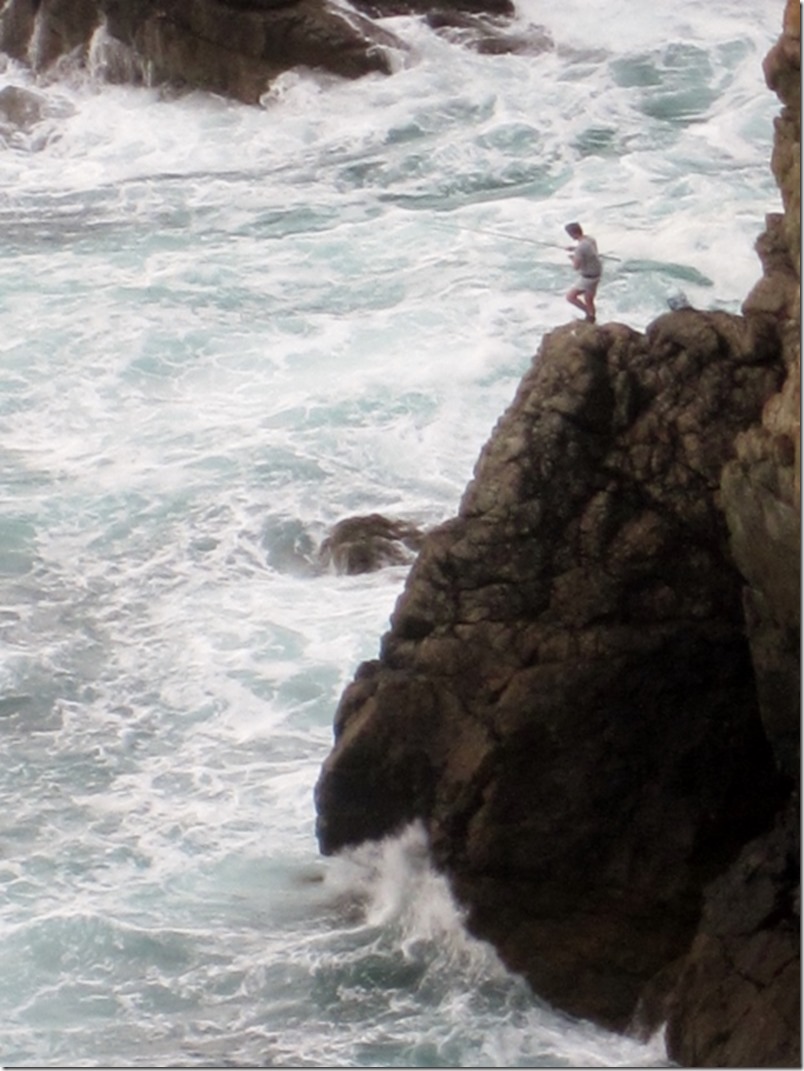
[316,2,801,1065]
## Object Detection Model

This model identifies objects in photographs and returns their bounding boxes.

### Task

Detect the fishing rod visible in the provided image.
[427,218,621,261]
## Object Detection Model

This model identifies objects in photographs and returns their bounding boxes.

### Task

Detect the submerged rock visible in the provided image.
[0,84,48,128]
[0,82,75,148]
[420,12,552,56]
[319,514,424,574]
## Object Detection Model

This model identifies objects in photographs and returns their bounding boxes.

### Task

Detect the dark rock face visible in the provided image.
[724,0,801,786]
[0,0,539,101]
[315,314,789,1033]
[0,0,408,101]
[99,0,403,101]
[669,6,801,1063]
[0,0,99,67]
[0,0,38,62]
[660,795,800,1068]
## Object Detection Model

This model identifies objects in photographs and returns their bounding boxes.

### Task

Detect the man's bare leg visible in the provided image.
[585,284,598,323]
[566,288,587,316]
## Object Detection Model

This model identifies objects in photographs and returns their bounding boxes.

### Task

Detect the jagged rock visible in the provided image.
[727,0,801,786]
[0,0,409,100]
[686,12,803,1062]
[659,795,800,1068]
[319,513,423,574]
[98,0,405,102]
[315,312,788,1030]
[0,0,541,101]
[719,324,800,782]
[0,0,536,102]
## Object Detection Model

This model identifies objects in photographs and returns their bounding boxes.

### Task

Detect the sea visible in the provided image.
[0,0,783,1065]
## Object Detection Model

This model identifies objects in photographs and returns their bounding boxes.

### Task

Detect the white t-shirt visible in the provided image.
[574,236,602,278]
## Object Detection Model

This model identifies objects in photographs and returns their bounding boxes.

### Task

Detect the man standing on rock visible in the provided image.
[565,222,602,323]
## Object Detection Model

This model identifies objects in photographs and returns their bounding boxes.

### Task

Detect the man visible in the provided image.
[564,222,601,324]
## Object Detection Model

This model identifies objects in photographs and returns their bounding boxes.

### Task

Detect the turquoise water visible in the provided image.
[0,0,781,1065]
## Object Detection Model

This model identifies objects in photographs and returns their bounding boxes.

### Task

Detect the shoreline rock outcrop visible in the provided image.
[0,0,404,101]
[0,0,549,102]
[316,1,801,1065]
[316,312,793,1043]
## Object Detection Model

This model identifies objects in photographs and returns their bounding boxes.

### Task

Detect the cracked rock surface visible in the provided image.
[315,313,789,1034]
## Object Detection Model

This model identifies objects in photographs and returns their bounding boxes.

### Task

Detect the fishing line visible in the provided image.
[426,219,621,261]
[427,219,563,251]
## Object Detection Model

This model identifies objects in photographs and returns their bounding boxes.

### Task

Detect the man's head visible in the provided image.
[565,222,583,239]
